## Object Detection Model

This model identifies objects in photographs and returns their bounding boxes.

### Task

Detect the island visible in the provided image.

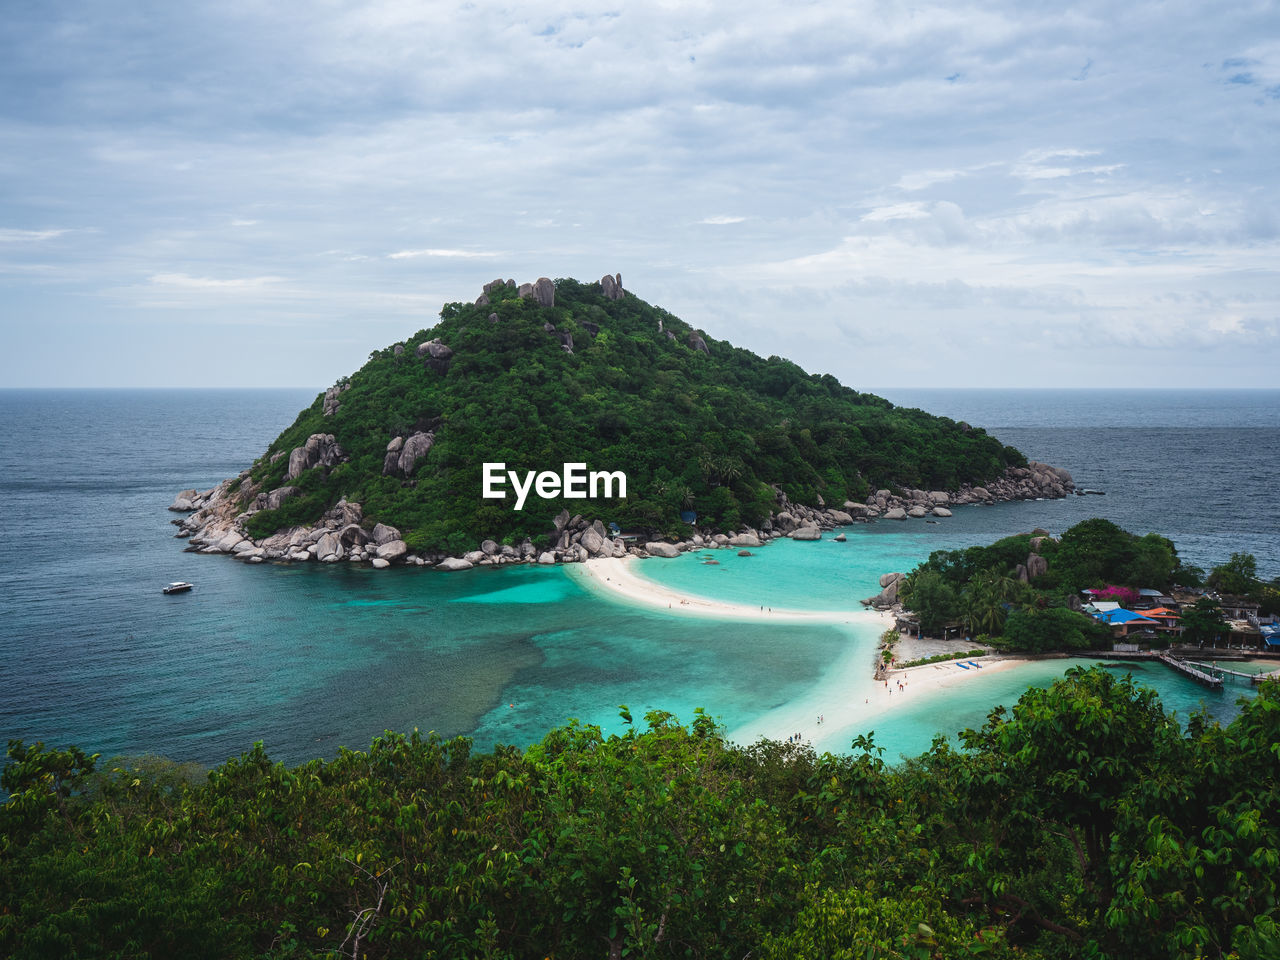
[168,275,1073,569]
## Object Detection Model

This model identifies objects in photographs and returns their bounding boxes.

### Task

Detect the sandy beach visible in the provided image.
[570,554,1039,754]
[729,652,1036,753]
[572,556,889,627]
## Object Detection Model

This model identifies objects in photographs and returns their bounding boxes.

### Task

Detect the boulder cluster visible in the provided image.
[416,337,454,374]
[382,431,435,478]
[864,572,906,610]
[285,434,345,481]
[322,380,350,416]
[475,274,624,311]
[600,273,624,300]
[475,277,558,309]
[840,461,1073,521]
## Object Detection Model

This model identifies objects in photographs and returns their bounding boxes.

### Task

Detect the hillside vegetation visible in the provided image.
[237,277,1025,552]
[4,670,1278,958]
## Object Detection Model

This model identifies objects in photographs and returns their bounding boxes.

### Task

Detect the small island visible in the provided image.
[169,275,1073,569]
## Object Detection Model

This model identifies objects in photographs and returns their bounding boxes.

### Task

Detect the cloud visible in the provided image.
[861,202,930,222]
[147,273,287,290]
[895,169,965,191]
[387,248,499,260]
[0,228,70,242]
[2,0,1279,386]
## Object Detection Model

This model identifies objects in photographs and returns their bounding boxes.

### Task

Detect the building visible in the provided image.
[1089,607,1161,639]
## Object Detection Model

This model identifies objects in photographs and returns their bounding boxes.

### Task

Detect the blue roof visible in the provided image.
[1093,608,1159,625]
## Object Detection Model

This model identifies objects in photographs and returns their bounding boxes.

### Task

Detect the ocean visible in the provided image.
[1,388,1276,768]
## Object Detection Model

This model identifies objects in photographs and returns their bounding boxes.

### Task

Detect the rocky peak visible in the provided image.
[600,272,624,300]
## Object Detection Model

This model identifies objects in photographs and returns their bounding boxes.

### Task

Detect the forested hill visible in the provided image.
[226,276,1027,552]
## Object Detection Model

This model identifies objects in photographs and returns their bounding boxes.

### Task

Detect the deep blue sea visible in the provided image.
[1,388,1276,768]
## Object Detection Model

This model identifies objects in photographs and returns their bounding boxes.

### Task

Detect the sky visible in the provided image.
[1,0,1278,389]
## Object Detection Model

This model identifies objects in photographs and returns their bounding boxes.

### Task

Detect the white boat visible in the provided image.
[162,581,194,594]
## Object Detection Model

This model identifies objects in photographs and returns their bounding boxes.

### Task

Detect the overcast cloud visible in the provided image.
[1,0,1278,387]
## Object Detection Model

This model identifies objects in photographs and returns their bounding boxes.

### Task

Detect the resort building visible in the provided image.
[1089,607,1161,639]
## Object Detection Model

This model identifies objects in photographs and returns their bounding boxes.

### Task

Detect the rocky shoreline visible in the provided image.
[168,460,1074,572]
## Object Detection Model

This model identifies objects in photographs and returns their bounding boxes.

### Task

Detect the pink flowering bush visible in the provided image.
[1093,585,1139,606]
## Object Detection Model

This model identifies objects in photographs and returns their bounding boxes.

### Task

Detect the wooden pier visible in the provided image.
[1157,654,1223,690]
[1181,660,1280,686]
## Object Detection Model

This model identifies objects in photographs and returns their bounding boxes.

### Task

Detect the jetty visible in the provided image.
[1158,654,1223,690]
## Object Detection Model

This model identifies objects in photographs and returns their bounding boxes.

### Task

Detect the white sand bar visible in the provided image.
[572,556,888,626]
[571,555,1040,754]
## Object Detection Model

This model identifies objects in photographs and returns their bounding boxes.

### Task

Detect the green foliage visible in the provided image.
[1179,596,1230,644]
[997,606,1113,653]
[235,278,1024,548]
[899,569,962,634]
[1208,552,1259,595]
[3,676,1279,959]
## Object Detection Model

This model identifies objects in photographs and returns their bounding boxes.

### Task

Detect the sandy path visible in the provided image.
[571,556,888,627]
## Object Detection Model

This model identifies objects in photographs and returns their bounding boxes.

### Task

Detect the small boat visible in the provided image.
[162,581,194,595]
[955,661,970,670]
[967,660,983,669]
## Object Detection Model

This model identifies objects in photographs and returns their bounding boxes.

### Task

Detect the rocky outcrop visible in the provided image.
[258,486,299,511]
[323,381,350,416]
[286,434,344,481]
[600,273,624,300]
[688,333,709,354]
[416,339,453,361]
[371,523,400,545]
[417,338,454,374]
[383,431,434,477]
[515,277,556,308]
[436,557,473,572]
[169,489,200,511]
[645,542,681,558]
[377,539,408,561]
[315,531,342,562]
[533,277,555,308]
[863,572,905,609]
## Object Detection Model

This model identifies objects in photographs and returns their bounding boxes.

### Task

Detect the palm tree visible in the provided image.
[963,569,1024,635]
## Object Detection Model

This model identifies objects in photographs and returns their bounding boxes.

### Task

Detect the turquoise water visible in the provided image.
[629,546,1262,759]
[1,389,1273,769]
[633,532,995,612]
